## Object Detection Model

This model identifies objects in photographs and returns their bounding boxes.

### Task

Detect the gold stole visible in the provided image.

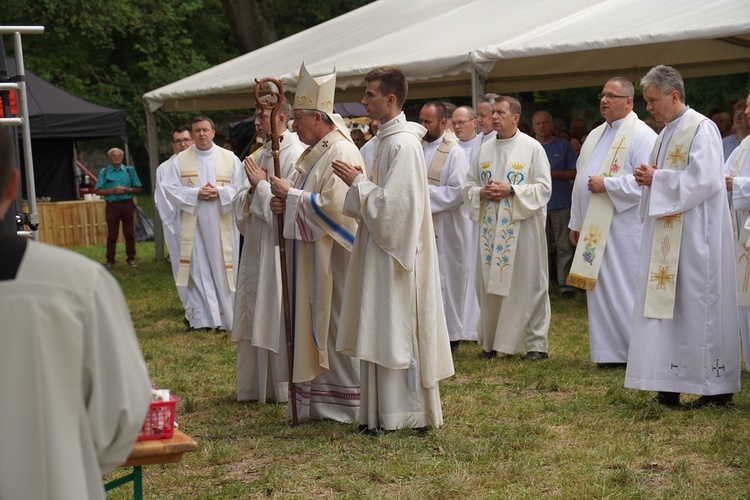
[643,112,704,319]
[425,130,458,238]
[478,136,535,296]
[177,146,236,292]
[566,116,639,290]
[731,138,750,306]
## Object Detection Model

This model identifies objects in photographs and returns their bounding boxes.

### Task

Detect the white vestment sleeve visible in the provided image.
[86,269,151,473]
[284,187,328,241]
[343,140,425,271]
[163,156,199,216]
[510,146,552,221]
[649,122,723,217]
[462,155,484,225]
[217,157,242,215]
[429,147,470,213]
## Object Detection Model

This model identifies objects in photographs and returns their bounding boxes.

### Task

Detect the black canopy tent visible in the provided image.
[4,58,127,200]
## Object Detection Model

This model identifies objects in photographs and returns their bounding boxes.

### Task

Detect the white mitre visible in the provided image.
[293,62,352,142]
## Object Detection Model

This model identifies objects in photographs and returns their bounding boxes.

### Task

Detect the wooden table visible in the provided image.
[105,430,197,499]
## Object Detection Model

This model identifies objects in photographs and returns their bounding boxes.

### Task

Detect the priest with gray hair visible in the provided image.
[627,65,740,408]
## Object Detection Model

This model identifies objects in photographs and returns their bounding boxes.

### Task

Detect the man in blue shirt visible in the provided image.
[94,148,142,268]
[532,111,577,299]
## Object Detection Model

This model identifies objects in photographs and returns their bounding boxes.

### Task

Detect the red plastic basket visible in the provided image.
[138,395,179,441]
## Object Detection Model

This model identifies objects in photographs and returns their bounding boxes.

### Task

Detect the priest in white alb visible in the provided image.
[162,115,242,331]
[154,125,193,307]
[333,66,454,432]
[724,91,750,370]
[627,65,740,408]
[463,96,552,360]
[232,95,305,403]
[567,77,657,367]
[419,101,473,353]
[451,104,482,343]
[269,63,361,423]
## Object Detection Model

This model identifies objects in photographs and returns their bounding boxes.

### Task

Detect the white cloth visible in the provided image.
[283,129,362,423]
[162,144,242,330]
[337,113,454,430]
[457,134,483,341]
[154,155,187,305]
[231,132,305,402]
[726,135,750,369]
[723,133,740,162]
[569,112,657,362]
[459,135,483,163]
[625,109,741,395]
[0,241,151,500]
[480,130,497,145]
[424,135,473,341]
[463,131,552,354]
[360,135,378,169]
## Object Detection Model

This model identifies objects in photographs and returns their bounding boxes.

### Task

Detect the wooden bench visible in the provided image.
[105,430,197,499]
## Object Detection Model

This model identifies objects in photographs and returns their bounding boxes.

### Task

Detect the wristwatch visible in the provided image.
[508,185,515,196]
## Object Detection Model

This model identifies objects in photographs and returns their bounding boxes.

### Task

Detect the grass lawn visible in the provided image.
[78,240,750,499]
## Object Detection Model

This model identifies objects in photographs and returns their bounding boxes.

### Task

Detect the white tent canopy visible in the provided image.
[143,0,750,260]
[144,0,750,112]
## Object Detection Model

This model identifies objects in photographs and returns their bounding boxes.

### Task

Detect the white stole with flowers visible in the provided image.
[477,138,536,296]
[567,115,639,290]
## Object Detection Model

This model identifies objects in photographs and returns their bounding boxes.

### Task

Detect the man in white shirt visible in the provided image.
[567,77,657,367]
[162,115,243,331]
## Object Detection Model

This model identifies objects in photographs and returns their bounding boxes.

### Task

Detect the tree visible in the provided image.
[2,0,239,182]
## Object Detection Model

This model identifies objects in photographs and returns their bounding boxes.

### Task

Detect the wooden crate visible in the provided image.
[25,200,127,247]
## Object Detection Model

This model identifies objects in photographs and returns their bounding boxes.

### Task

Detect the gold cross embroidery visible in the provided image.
[657,213,681,229]
[650,265,675,290]
[611,137,626,165]
[667,144,687,169]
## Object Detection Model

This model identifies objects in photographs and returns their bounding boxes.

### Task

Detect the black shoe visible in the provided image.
[596,362,627,369]
[561,290,575,300]
[127,259,138,268]
[105,262,114,269]
[450,341,460,354]
[521,351,549,361]
[652,391,681,407]
[688,394,734,409]
[481,350,497,359]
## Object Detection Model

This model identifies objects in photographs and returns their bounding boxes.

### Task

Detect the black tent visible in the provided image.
[4,58,127,200]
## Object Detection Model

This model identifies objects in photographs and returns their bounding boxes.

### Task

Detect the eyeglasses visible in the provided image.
[172,139,192,145]
[452,119,474,126]
[598,93,630,101]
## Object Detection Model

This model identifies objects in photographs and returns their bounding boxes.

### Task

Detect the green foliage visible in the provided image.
[263,0,374,39]
[2,0,239,177]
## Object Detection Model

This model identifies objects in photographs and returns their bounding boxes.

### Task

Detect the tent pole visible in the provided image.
[471,66,485,111]
[145,102,164,262]
[13,32,38,240]
[124,138,132,167]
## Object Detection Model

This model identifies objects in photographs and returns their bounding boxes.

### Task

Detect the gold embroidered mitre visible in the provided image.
[294,62,336,114]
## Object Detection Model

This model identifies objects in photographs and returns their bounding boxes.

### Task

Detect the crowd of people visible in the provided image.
[1,60,748,497]
[147,63,750,431]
